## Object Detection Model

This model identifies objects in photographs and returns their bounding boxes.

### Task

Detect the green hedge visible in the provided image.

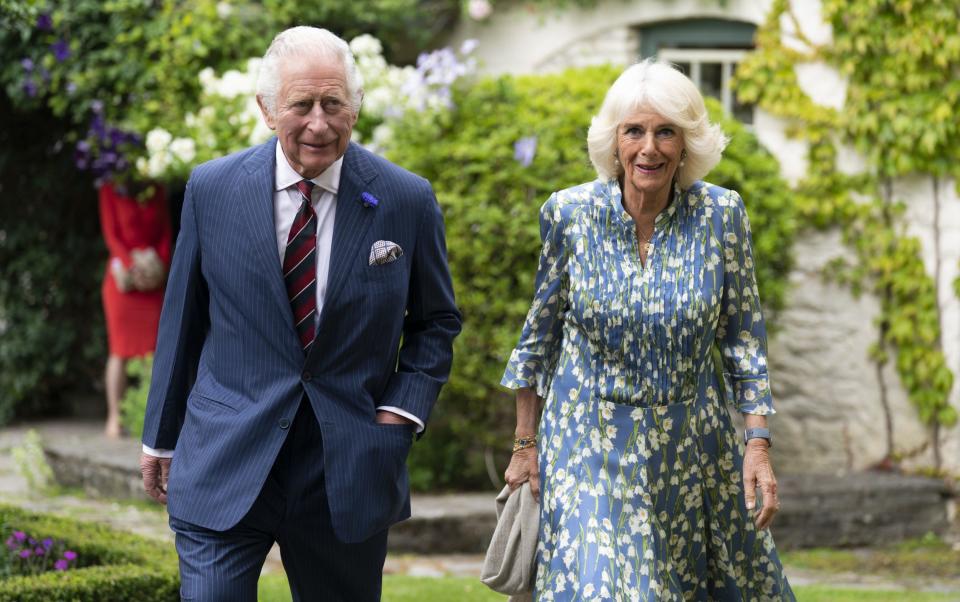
[387,65,795,489]
[0,504,178,601]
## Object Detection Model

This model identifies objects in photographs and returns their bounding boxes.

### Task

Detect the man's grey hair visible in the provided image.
[256,26,364,117]
[587,59,727,189]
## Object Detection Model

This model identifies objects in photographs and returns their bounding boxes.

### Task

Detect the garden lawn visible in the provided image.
[780,536,960,581]
[257,575,960,602]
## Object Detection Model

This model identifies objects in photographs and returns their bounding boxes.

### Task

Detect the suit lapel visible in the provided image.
[236,138,298,337]
[316,143,378,332]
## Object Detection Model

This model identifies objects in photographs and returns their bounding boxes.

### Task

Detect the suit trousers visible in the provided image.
[169,398,390,602]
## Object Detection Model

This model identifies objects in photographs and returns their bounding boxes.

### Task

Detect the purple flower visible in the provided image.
[43,538,54,549]
[19,549,32,558]
[460,39,479,55]
[513,136,538,167]
[13,531,26,542]
[23,80,38,98]
[66,81,77,94]
[34,546,45,555]
[54,559,68,571]
[91,100,104,114]
[64,550,77,560]
[21,58,34,71]
[361,192,379,208]
[36,13,53,31]
[51,39,70,62]
[5,536,16,550]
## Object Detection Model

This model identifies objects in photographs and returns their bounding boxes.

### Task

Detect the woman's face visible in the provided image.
[616,108,684,202]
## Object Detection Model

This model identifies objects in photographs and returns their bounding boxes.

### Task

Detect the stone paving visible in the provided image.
[3,418,960,595]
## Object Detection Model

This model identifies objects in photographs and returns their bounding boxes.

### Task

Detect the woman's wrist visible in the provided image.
[512,434,537,453]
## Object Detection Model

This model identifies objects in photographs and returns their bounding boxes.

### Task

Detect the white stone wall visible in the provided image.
[446,0,960,474]
[450,0,770,74]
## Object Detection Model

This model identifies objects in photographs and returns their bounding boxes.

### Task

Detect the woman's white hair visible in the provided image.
[256,26,364,117]
[587,59,727,189]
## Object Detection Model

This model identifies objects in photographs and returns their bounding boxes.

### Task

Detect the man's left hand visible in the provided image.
[375,410,415,426]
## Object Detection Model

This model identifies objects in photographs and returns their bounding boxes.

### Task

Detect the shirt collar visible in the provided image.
[274,141,343,195]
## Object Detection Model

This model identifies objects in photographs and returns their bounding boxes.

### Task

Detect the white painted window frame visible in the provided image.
[657,48,749,118]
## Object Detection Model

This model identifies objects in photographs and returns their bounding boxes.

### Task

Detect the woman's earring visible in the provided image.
[614,155,621,167]
[679,149,687,167]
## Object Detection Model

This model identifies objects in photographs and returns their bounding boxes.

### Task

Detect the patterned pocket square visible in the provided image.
[369,240,403,266]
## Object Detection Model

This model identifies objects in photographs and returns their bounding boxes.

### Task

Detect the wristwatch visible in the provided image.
[744,427,772,447]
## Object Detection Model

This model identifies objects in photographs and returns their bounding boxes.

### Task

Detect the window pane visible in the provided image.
[700,62,723,101]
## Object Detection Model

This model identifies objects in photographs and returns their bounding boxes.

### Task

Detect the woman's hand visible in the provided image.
[743,440,780,529]
[504,446,540,502]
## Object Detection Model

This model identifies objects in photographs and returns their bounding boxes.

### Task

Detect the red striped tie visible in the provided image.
[284,180,317,352]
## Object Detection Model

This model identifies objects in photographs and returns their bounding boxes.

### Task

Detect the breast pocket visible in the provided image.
[363,254,407,282]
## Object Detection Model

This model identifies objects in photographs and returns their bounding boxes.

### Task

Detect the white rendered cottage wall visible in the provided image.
[447,0,960,473]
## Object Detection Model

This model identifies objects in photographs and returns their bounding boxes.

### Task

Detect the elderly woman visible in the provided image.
[501,61,795,600]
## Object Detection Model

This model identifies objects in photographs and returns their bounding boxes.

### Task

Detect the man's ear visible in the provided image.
[351,90,364,125]
[256,95,277,130]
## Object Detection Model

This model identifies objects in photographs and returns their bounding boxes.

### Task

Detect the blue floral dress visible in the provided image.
[502,179,795,601]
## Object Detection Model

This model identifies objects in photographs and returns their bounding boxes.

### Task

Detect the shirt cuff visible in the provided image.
[376,406,425,433]
[142,444,174,458]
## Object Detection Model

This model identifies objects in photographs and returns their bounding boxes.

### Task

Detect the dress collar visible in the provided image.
[605,178,682,226]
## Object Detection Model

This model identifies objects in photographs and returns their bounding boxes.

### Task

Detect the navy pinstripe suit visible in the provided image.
[142,138,461,599]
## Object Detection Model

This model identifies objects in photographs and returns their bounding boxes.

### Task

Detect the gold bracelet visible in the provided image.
[512,435,537,453]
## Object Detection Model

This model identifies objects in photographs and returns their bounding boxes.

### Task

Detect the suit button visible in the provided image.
[301,371,312,382]
[279,418,290,429]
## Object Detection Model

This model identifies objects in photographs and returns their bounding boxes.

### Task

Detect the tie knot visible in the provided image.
[296,180,315,200]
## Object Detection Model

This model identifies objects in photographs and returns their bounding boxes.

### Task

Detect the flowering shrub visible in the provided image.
[3,531,77,576]
[0,504,179,600]
[136,35,478,179]
[73,102,142,187]
[353,35,478,152]
[135,58,271,182]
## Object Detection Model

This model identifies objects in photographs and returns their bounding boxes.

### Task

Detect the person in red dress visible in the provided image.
[99,181,172,438]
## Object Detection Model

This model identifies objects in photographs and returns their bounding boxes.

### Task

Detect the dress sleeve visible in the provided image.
[716,190,775,416]
[98,184,132,266]
[153,188,173,267]
[501,193,568,397]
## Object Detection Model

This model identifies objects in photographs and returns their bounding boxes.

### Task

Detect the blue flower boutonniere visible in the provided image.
[361,192,379,208]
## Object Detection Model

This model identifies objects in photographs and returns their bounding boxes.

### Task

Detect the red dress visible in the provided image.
[99,182,172,358]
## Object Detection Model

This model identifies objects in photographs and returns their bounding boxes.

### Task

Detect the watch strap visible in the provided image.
[744,427,772,447]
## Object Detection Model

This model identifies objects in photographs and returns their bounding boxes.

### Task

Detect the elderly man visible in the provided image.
[139,26,461,601]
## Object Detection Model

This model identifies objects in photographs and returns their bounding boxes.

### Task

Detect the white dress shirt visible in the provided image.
[143,145,421,458]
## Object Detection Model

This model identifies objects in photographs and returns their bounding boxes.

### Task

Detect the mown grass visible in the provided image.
[258,575,960,602]
[258,574,501,601]
[780,534,960,581]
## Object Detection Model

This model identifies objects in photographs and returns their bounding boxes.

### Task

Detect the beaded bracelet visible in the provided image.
[512,434,537,453]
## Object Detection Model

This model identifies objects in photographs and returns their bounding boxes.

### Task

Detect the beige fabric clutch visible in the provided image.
[480,483,539,600]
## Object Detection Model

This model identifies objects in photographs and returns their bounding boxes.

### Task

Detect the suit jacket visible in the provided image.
[142,139,461,543]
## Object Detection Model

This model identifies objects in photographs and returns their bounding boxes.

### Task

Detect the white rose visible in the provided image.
[468,0,493,21]
[349,34,383,58]
[145,128,172,153]
[169,137,196,164]
[198,68,217,95]
[147,151,170,178]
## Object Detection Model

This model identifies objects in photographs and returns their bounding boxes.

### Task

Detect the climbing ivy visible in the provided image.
[734,0,959,468]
